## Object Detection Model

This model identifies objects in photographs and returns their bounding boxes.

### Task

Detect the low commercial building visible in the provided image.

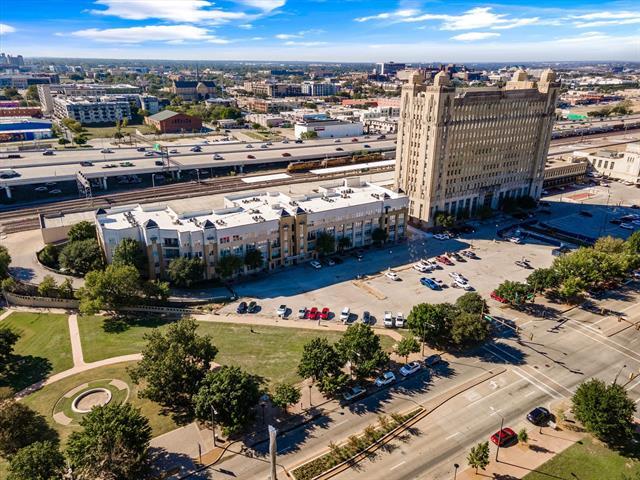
[294,119,363,139]
[573,143,640,184]
[245,114,286,128]
[144,110,203,134]
[0,107,42,118]
[95,178,408,280]
[0,117,53,142]
[543,157,589,187]
[365,118,398,134]
[53,96,132,124]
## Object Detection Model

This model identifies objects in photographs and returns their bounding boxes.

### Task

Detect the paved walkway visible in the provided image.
[68,313,85,367]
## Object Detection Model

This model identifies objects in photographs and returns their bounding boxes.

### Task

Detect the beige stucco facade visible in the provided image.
[394,69,559,226]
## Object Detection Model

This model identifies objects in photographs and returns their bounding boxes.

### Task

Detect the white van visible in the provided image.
[384,311,394,328]
[395,313,405,328]
[340,307,350,323]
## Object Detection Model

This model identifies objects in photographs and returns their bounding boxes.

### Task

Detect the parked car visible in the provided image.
[169,149,179,154]
[395,313,405,328]
[362,311,371,324]
[340,307,350,323]
[490,427,517,447]
[374,371,396,387]
[461,250,478,259]
[452,279,473,291]
[307,307,319,320]
[320,307,331,320]
[515,260,533,269]
[449,272,467,282]
[490,291,508,303]
[48,189,62,195]
[526,407,551,426]
[384,311,394,328]
[399,361,421,377]
[247,301,258,313]
[137,147,146,152]
[276,305,287,317]
[310,260,322,269]
[342,385,366,402]
[435,255,453,266]
[298,307,307,319]
[433,233,450,240]
[335,147,344,151]
[451,252,465,262]
[420,277,440,290]
[237,302,248,314]
[385,270,400,281]
[424,354,442,368]
[508,236,523,244]
[414,263,431,273]
[155,160,164,166]
[247,154,255,159]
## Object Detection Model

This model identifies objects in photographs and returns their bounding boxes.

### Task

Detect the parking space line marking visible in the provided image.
[390,461,406,471]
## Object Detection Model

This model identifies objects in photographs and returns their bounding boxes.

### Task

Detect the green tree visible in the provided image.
[216,254,244,279]
[0,245,11,279]
[297,337,343,382]
[0,400,58,458]
[67,403,152,480]
[129,318,218,413]
[315,232,335,256]
[557,276,586,303]
[37,275,58,298]
[371,227,388,245]
[572,378,635,444]
[395,336,420,362]
[77,264,141,314]
[194,366,263,435]
[58,278,74,299]
[467,441,490,473]
[68,221,96,241]
[337,236,352,253]
[594,236,626,254]
[0,327,19,375]
[318,371,349,397]
[244,248,264,271]
[58,137,70,146]
[517,428,529,444]
[335,323,389,379]
[58,239,104,275]
[407,303,453,347]
[38,244,59,268]
[167,257,204,288]
[300,131,318,139]
[526,267,560,291]
[455,292,486,314]
[73,135,88,145]
[25,85,39,102]
[271,383,301,413]
[7,441,64,480]
[625,231,640,254]
[494,280,531,306]
[450,312,491,347]
[435,212,455,229]
[112,238,147,273]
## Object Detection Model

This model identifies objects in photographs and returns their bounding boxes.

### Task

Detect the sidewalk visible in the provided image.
[457,426,584,479]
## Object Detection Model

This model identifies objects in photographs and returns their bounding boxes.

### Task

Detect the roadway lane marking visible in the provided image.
[334,419,349,427]
[466,378,525,407]
[566,320,640,363]
[445,432,461,440]
[390,461,406,471]
[523,365,575,397]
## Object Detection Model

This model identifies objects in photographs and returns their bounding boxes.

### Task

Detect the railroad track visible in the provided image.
[0,167,394,235]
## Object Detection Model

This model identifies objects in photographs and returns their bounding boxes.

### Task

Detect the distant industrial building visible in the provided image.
[53,96,132,124]
[0,106,42,118]
[95,178,408,280]
[0,117,53,143]
[301,81,340,96]
[294,119,363,139]
[395,69,559,226]
[144,110,203,134]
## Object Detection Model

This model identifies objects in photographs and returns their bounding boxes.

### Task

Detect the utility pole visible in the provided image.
[269,425,278,480]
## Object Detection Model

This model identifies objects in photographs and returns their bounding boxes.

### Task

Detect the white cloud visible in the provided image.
[236,0,285,11]
[89,0,247,24]
[570,11,640,28]
[554,31,611,43]
[355,8,419,22]
[492,17,540,29]
[284,41,328,46]
[451,31,500,41]
[238,23,254,29]
[0,23,16,35]
[275,33,301,40]
[71,24,229,44]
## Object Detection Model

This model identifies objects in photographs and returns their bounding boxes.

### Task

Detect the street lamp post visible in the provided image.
[308,384,312,407]
[495,416,505,462]
[453,463,459,480]
[210,405,217,447]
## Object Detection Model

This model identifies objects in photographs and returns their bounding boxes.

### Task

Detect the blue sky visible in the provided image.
[1,0,638,61]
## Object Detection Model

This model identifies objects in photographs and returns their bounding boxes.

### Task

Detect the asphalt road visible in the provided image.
[205,283,640,480]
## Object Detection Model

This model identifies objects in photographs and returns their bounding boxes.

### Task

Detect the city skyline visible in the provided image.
[1,0,638,62]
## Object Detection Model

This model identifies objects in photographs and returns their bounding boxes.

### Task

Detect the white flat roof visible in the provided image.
[310,159,395,174]
[241,173,291,183]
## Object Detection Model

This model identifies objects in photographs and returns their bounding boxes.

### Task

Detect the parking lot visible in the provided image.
[222,223,556,327]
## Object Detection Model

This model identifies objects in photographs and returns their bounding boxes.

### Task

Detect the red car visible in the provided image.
[307,307,319,320]
[351,138,359,142]
[490,427,517,447]
[281,152,291,157]
[247,154,255,159]
[491,291,508,304]
[319,307,330,320]
[435,255,453,266]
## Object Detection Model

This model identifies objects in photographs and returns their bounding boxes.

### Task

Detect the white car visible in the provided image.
[395,313,405,328]
[632,270,640,280]
[453,279,473,291]
[385,270,400,281]
[434,233,449,240]
[213,154,223,160]
[298,307,307,319]
[508,237,523,244]
[310,260,322,269]
[400,361,422,377]
[340,307,350,323]
[449,272,467,282]
[384,311,394,328]
[276,305,287,317]
[414,263,430,273]
[375,371,396,387]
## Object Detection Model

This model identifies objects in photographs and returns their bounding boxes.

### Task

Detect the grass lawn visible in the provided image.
[1,312,72,391]
[82,123,154,139]
[524,436,640,480]
[77,316,395,386]
[22,362,178,445]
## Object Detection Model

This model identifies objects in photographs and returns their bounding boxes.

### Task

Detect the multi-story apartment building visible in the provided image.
[376,62,406,77]
[96,178,408,280]
[243,81,302,98]
[53,96,132,124]
[301,81,340,97]
[38,83,141,114]
[394,69,559,226]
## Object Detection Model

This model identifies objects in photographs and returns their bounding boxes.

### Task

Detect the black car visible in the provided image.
[247,301,258,313]
[137,147,146,152]
[424,354,442,368]
[362,311,371,324]
[155,160,164,166]
[80,161,93,167]
[610,219,622,225]
[526,406,551,425]
[579,210,593,217]
[236,301,248,314]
